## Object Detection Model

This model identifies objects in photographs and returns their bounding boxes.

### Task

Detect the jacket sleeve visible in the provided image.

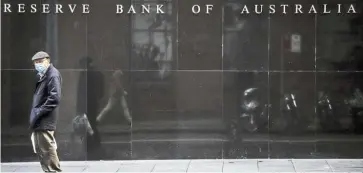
[37,75,62,117]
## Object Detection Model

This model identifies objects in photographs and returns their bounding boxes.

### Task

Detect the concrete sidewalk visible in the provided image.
[1,159,363,172]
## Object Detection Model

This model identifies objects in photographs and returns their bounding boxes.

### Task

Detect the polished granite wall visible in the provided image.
[2,0,363,162]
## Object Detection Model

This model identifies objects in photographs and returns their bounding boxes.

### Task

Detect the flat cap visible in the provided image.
[32,51,50,61]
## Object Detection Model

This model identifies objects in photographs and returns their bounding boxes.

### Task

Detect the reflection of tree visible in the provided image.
[147,1,173,30]
[347,1,363,95]
[224,3,267,70]
[89,34,109,62]
[329,1,363,71]
[132,33,172,79]
[132,0,173,80]
[327,1,363,107]
[224,3,246,31]
[148,20,172,79]
[326,1,363,133]
[224,3,246,70]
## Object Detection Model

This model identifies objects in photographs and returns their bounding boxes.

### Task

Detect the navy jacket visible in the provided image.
[29,64,62,131]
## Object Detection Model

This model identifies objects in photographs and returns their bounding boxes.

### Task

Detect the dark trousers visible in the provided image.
[86,110,102,160]
[86,127,102,160]
[32,130,62,172]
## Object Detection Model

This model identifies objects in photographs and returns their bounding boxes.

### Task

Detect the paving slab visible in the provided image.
[1,165,17,172]
[152,160,190,172]
[223,159,258,172]
[326,159,363,172]
[61,166,88,173]
[61,161,88,167]
[117,161,156,172]
[257,159,295,172]
[13,166,43,172]
[187,160,223,172]
[83,162,122,172]
[1,162,38,166]
[292,159,332,172]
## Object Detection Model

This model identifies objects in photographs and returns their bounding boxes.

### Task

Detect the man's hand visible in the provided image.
[29,108,41,129]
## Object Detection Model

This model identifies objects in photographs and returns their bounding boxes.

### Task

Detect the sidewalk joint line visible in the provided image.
[290,159,297,172]
[325,160,334,172]
[81,165,88,172]
[150,163,156,172]
[221,159,225,172]
[185,160,192,173]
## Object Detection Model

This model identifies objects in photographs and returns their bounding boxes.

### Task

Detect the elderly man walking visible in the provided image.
[29,51,62,172]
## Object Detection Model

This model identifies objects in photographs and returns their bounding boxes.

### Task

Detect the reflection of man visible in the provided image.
[97,70,132,125]
[29,51,62,172]
[77,57,105,160]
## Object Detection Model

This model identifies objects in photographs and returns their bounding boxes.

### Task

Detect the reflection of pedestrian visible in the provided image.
[77,57,105,160]
[97,70,132,125]
[29,51,62,172]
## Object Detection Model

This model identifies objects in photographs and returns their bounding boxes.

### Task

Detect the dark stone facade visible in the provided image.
[2,0,363,161]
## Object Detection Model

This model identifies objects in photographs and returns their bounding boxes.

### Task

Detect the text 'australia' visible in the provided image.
[238,4,357,14]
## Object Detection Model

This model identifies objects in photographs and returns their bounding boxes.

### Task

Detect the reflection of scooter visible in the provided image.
[227,87,267,159]
[317,91,340,131]
[317,91,338,130]
[347,88,363,133]
[277,93,301,133]
[239,88,268,133]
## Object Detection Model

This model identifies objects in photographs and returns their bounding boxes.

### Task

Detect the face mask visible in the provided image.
[35,63,46,74]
